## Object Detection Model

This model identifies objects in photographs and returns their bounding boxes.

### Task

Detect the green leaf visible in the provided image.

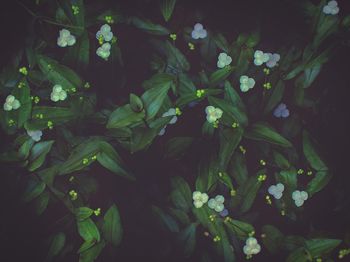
[76,207,94,221]
[213,33,229,52]
[261,225,284,254]
[218,127,243,170]
[141,83,171,120]
[264,80,285,114]
[28,140,54,171]
[107,104,145,129]
[244,122,292,147]
[12,80,31,127]
[306,171,331,197]
[209,66,234,86]
[152,206,179,233]
[208,96,248,126]
[46,232,65,262]
[102,204,123,246]
[37,55,82,89]
[303,131,328,171]
[301,64,322,88]
[160,0,176,22]
[286,247,310,262]
[77,218,101,242]
[34,191,50,215]
[305,238,341,258]
[164,137,194,159]
[177,223,197,257]
[129,93,144,112]
[97,141,134,180]
[165,40,190,71]
[59,138,101,175]
[79,241,105,262]
[22,178,46,202]
[130,126,158,153]
[64,30,90,68]
[239,176,262,213]
[229,153,248,186]
[217,171,234,190]
[225,219,254,240]
[18,138,35,160]
[26,106,76,130]
[130,17,170,35]
[246,31,260,48]
[170,176,192,212]
[78,239,97,254]
[273,151,290,170]
[278,169,297,191]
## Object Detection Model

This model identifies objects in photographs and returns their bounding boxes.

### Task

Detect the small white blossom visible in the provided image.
[27,130,43,142]
[96,43,111,60]
[57,29,76,47]
[266,53,281,68]
[268,183,285,199]
[96,24,114,42]
[323,1,339,15]
[158,108,178,136]
[240,75,255,92]
[292,190,308,207]
[243,237,261,256]
[191,23,207,39]
[254,50,269,66]
[205,106,223,123]
[217,52,232,68]
[3,95,21,111]
[208,195,225,212]
[193,191,209,208]
[50,84,67,102]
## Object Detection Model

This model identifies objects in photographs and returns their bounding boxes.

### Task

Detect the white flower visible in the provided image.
[217,52,232,68]
[268,183,285,199]
[57,29,76,47]
[3,95,21,111]
[292,190,308,207]
[27,130,43,142]
[96,24,114,42]
[323,1,339,15]
[240,75,255,92]
[205,106,223,123]
[158,108,178,136]
[96,43,111,60]
[208,195,225,212]
[243,237,261,256]
[50,84,67,102]
[193,191,209,208]
[191,23,207,39]
[254,50,269,66]
[266,53,281,68]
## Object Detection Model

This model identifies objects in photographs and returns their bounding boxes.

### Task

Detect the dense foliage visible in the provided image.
[1,0,350,261]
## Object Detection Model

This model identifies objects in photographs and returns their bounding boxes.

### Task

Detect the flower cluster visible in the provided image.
[192,191,209,208]
[3,95,21,111]
[240,75,255,92]
[268,183,285,199]
[217,53,232,68]
[292,190,308,207]
[96,24,114,60]
[27,130,43,142]
[323,1,339,15]
[57,29,76,47]
[266,53,280,68]
[50,85,67,102]
[205,106,223,124]
[273,103,290,118]
[159,108,179,136]
[208,195,225,212]
[243,237,261,257]
[191,23,207,39]
[254,50,269,66]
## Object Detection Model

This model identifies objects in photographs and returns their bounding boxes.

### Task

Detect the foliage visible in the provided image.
[1,0,349,261]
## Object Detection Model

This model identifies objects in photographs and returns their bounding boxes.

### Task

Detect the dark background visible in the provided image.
[1,0,350,261]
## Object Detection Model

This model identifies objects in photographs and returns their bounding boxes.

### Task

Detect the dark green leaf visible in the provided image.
[130,17,170,35]
[102,204,123,246]
[160,0,176,22]
[77,218,100,242]
[28,140,54,171]
[107,104,145,129]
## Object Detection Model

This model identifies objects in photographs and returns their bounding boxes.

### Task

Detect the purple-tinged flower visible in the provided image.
[273,103,289,118]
